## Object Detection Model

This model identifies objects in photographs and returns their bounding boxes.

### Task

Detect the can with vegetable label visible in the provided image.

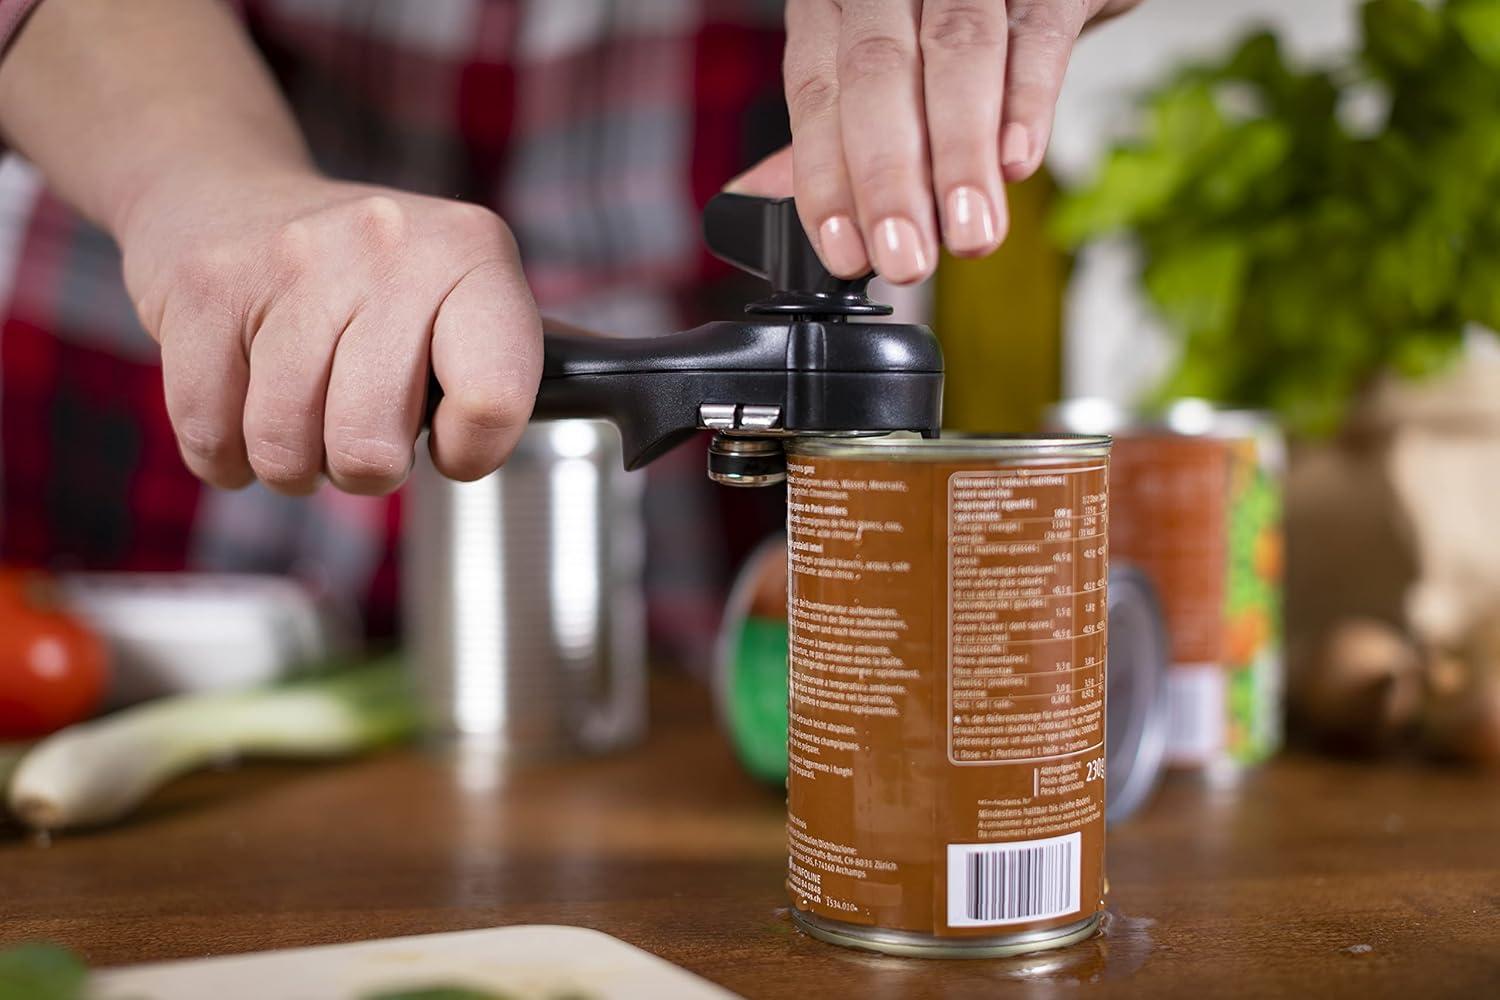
[1048,399,1285,771]
[782,434,1110,958]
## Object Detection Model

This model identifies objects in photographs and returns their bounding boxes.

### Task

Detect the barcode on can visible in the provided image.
[946,833,1081,927]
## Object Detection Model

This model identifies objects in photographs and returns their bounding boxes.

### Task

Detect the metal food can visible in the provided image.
[1100,566,1170,823]
[782,434,1111,958]
[1049,399,1285,772]
[715,546,1170,824]
[404,421,648,758]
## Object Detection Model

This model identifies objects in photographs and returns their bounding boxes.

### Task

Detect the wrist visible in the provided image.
[110,153,319,248]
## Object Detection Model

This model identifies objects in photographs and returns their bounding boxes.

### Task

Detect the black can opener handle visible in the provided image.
[425,194,944,477]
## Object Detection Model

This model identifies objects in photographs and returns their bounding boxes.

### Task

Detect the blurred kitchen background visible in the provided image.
[4,0,1500,837]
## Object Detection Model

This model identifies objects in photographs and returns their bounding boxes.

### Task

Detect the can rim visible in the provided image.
[787,432,1111,459]
[791,909,1103,959]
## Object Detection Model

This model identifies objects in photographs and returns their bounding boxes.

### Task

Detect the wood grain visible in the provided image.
[2,678,1497,998]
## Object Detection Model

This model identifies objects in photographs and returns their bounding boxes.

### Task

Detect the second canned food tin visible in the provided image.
[784,434,1111,958]
[1049,399,1285,771]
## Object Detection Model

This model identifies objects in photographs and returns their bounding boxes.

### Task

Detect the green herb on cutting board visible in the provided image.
[0,943,86,1000]
[1053,0,1500,433]
[0,941,596,1000]
[5,656,417,832]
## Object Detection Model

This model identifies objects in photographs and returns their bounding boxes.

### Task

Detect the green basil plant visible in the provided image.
[1054,0,1500,433]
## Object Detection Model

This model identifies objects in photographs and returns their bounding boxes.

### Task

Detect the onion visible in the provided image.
[1295,619,1423,753]
[6,660,415,831]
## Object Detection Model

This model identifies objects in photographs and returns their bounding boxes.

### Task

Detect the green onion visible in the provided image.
[7,658,417,832]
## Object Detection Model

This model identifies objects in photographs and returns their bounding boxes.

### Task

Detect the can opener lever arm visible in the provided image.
[429,193,945,486]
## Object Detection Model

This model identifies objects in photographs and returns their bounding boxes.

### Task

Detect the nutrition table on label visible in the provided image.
[947,467,1109,766]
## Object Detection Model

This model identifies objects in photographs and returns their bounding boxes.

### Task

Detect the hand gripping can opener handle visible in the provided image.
[427,193,945,486]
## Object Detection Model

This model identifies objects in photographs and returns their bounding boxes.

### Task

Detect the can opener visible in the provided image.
[432,193,944,486]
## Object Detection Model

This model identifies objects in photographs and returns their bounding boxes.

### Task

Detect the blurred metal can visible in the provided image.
[404,421,647,757]
[1048,398,1286,772]
[1102,565,1170,822]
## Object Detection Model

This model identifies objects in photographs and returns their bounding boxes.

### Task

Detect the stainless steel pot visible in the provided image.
[404,421,647,757]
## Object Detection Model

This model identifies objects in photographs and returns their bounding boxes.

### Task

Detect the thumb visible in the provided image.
[724,145,794,198]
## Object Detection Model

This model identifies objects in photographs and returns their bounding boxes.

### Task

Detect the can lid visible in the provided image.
[1105,564,1172,824]
[787,432,1111,460]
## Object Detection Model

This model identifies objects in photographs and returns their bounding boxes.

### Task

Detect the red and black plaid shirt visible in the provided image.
[0,0,788,652]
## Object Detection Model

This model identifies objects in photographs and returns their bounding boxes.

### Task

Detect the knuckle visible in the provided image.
[174,245,240,309]
[852,153,921,193]
[247,436,317,488]
[448,201,514,248]
[839,33,914,82]
[929,133,985,166]
[431,445,503,484]
[921,3,1001,54]
[444,203,523,273]
[786,70,838,123]
[795,159,851,208]
[270,220,317,279]
[175,416,238,464]
[1008,0,1085,42]
[325,432,410,491]
[349,194,408,249]
[448,376,535,433]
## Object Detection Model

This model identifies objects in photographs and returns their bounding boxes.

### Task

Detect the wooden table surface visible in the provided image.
[3,677,1498,999]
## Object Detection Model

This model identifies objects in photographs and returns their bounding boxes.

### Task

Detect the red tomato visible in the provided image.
[0,568,110,739]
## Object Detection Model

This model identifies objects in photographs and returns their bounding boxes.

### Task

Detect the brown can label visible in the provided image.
[785,448,1108,938]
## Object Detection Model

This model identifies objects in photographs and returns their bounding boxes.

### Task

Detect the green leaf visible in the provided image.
[1156,352,1231,403]
[1362,0,1443,76]
[1269,370,1358,436]
[0,944,86,1000]
[1404,220,1461,315]
[1195,119,1292,212]
[1142,238,1248,338]
[1391,328,1464,377]
[1046,2,1500,434]
[1051,80,1229,245]
[1050,147,1183,244]
[1452,0,1500,70]
[1458,250,1500,329]
[1223,30,1288,87]
[1148,80,1227,152]
[363,987,514,1000]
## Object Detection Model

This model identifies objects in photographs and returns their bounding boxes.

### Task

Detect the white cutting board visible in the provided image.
[91,924,742,1000]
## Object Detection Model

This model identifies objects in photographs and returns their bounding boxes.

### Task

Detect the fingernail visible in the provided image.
[871,217,931,284]
[1001,123,1031,169]
[817,215,869,276]
[944,186,998,255]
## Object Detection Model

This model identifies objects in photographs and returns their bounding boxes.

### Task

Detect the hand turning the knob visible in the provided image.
[734,0,1142,286]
